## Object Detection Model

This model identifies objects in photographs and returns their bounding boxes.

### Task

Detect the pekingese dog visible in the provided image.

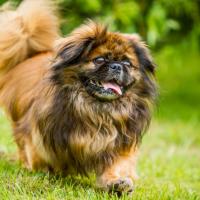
[0,0,156,194]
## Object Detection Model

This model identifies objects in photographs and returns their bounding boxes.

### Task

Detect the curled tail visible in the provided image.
[0,0,59,73]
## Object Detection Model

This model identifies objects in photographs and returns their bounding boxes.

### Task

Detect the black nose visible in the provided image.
[109,63,122,72]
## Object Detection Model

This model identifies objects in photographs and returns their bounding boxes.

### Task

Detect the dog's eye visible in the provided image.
[93,57,105,65]
[122,60,131,67]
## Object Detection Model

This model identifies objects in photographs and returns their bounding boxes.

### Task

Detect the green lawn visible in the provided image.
[0,45,200,200]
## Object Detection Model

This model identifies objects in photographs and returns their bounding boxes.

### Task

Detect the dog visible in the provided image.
[0,0,157,194]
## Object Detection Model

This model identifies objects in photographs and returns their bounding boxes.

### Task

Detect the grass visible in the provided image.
[0,44,200,200]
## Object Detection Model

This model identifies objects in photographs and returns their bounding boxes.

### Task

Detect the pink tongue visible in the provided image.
[102,82,122,95]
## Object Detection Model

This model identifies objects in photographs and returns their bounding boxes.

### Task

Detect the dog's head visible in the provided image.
[52,21,155,102]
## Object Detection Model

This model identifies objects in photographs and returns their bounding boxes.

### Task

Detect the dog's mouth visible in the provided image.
[81,77,124,101]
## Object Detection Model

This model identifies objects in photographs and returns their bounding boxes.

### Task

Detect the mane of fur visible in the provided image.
[33,23,157,174]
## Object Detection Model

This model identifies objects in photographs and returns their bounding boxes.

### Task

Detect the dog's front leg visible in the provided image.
[96,148,138,195]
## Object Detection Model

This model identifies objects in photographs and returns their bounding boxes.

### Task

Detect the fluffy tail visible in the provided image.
[0,0,59,73]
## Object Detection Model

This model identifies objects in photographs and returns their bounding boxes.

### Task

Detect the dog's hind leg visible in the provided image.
[14,129,52,173]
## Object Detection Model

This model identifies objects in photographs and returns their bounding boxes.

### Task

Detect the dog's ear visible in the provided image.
[53,21,107,70]
[123,34,156,74]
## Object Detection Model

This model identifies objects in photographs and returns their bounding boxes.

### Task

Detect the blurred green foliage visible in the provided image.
[0,0,199,50]
[59,0,200,50]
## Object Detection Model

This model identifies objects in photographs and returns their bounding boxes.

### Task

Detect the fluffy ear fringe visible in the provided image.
[53,21,107,69]
[122,34,156,73]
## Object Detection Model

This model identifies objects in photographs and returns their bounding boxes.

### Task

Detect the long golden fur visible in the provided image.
[0,0,157,194]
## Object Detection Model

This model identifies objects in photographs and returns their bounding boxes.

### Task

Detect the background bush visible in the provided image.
[0,0,199,50]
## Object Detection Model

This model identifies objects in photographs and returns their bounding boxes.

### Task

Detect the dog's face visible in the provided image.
[53,21,155,102]
[79,37,139,101]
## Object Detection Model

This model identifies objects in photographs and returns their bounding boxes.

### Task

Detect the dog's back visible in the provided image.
[0,0,59,119]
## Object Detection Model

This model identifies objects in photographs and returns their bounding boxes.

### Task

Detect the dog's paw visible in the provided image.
[107,177,134,196]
